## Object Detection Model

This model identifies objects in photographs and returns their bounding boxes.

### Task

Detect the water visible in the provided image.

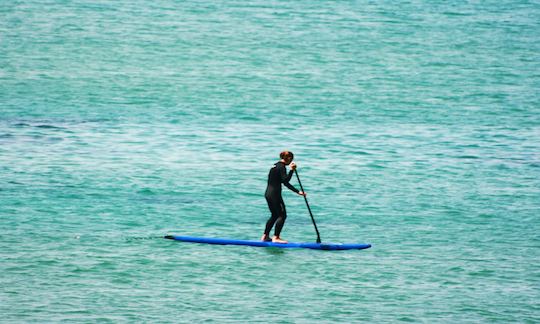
[1,0,539,322]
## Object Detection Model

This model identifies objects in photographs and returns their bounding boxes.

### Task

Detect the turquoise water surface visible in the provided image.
[1,1,539,322]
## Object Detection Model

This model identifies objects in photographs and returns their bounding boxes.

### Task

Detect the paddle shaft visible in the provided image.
[294,169,321,243]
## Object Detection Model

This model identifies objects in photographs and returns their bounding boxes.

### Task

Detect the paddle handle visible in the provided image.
[294,169,321,243]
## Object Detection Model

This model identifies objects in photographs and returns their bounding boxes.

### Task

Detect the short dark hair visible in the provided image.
[280,151,294,160]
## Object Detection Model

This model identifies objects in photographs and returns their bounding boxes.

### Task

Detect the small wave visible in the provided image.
[137,188,155,195]
[47,137,64,142]
[354,151,371,155]
[35,124,65,130]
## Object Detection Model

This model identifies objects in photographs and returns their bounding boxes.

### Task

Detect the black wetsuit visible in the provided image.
[264,161,300,237]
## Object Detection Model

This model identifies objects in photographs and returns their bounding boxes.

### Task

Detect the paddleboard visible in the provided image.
[164,235,371,251]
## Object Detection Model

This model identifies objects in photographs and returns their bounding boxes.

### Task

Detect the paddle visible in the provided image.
[294,169,322,243]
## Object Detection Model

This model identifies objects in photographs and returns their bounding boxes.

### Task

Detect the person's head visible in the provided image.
[280,151,294,165]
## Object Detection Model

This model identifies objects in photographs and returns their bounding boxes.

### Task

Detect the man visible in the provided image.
[261,151,306,243]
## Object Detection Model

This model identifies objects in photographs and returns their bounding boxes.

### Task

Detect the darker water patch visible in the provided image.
[137,188,155,195]
[442,11,472,17]
[10,118,113,129]
[354,151,371,155]
[237,115,261,122]
[366,163,387,169]
[35,124,65,130]
[47,136,64,143]
[397,317,415,323]
[12,122,30,127]
[468,269,495,277]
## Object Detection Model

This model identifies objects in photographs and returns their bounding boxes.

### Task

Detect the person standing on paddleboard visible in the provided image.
[261,151,306,243]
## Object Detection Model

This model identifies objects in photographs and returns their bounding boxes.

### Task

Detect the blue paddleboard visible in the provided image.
[164,235,371,250]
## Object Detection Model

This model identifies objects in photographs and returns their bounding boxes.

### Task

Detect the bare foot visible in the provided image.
[260,234,271,242]
[272,236,288,243]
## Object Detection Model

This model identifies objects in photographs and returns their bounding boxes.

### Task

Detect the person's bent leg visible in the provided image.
[262,197,280,241]
[272,201,288,243]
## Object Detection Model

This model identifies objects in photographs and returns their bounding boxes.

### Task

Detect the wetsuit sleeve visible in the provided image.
[279,165,300,193]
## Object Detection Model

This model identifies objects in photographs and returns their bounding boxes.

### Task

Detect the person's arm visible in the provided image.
[284,171,300,193]
[279,163,300,193]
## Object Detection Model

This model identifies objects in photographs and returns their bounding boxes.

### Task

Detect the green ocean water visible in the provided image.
[1,0,539,322]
